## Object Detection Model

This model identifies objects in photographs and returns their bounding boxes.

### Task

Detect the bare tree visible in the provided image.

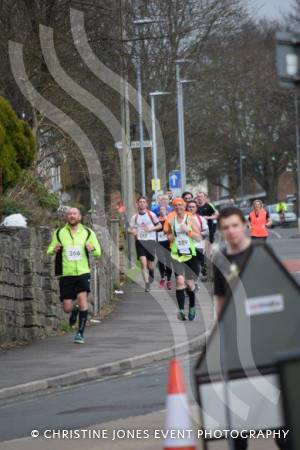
[185,19,295,202]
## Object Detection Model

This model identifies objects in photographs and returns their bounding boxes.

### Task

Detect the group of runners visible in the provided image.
[127,191,219,321]
[46,192,219,343]
[46,194,275,343]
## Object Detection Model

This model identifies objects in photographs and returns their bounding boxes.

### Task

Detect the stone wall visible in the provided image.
[0,226,116,345]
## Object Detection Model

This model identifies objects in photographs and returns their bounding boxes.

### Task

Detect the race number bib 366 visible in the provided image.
[66,246,83,261]
[176,234,190,254]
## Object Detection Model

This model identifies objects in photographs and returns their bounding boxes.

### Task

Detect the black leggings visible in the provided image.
[196,249,207,276]
[156,241,172,280]
[208,221,217,243]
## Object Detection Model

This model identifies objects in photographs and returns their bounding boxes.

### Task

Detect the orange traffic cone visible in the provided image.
[163,358,196,450]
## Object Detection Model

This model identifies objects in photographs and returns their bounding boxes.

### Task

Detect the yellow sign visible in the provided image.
[151,178,161,191]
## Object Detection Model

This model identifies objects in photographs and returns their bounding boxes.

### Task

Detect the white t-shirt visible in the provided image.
[194,214,208,250]
[130,210,159,241]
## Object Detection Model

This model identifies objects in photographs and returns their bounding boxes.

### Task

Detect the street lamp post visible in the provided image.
[276,31,300,228]
[134,34,146,196]
[176,60,193,192]
[134,17,166,197]
[176,61,186,192]
[149,91,172,200]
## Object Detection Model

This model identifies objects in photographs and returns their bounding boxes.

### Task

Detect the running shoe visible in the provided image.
[159,279,165,288]
[188,307,196,321]
[74,332,85,344]
[167,280,172,290]
[145,282,151,292]
[177,310,187,321]
[69,305,79,327]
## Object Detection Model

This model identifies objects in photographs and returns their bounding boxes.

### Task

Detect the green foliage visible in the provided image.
[0,97,35,191]
[61,324,74,334]
[18,172,60,212]
[0,170,61,225]
[38,192,60,211]
[0,197,30,217]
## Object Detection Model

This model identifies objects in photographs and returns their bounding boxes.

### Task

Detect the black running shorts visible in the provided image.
[59,273,91,302]
[172,255,200,280]
[135,240,156,262]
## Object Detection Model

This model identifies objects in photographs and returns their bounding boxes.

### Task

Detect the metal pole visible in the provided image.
[136,40,146,196]
[119,0,135,267]
[240,149,244,203]
[294,91,300,229]
[176,63,187,191]
[181,84,187,191]
[150,95,159,200]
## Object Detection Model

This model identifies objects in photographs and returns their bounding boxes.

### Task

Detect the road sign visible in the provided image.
[131,140,152,149]
[114,141,152,150]
[169,170,181,189]
[151,178,161,191]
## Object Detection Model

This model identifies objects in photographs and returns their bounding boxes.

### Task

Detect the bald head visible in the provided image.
[66,207,82,226]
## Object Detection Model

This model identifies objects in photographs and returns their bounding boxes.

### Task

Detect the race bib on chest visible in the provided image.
[176,234,190,254]
[137,229,150,241]
[157,231,167,242]
[66,246,83,261]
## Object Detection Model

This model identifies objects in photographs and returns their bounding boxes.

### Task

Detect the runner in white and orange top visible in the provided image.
[128,196,162,292]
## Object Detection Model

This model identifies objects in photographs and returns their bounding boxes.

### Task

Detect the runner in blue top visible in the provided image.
[151,194,173,217]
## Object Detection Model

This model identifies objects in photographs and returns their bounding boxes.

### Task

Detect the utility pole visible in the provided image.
[176,60,194,192]
[134,17,168,196]
[134,24,146,196]
[119,0,135,266]
[150,94,158,199]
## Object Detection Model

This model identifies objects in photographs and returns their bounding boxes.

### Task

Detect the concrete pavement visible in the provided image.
[0,280,214,401]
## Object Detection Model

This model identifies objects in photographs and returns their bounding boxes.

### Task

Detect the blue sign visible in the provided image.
[169,170,181,189]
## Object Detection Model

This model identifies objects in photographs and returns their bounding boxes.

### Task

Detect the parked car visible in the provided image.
[266,203,297,226]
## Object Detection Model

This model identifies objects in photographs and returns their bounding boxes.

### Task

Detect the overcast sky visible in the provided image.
[246,0,294,20]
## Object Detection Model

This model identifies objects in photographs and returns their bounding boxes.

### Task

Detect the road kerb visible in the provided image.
[0,333,206,402]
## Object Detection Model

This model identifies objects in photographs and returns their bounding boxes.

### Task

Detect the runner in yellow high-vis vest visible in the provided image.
[47,207,101,344]
[164,198,202,321]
